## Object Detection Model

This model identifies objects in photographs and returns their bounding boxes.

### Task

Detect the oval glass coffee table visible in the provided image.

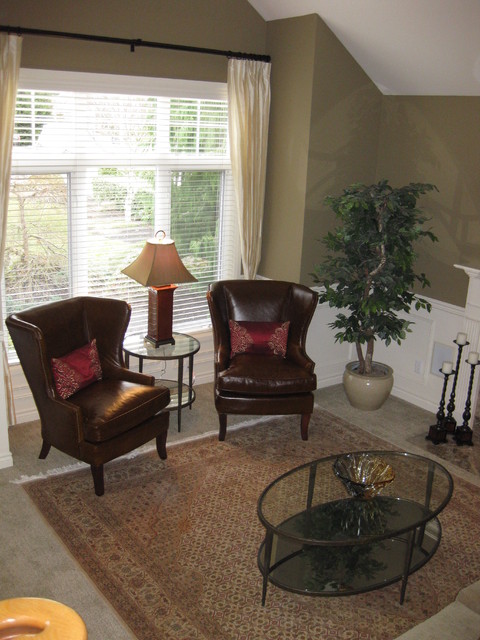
[257,451,453,605]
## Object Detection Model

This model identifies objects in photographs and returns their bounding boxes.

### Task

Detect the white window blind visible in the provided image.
[5,70,239,357]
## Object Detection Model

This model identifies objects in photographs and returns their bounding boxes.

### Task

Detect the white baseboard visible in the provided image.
[0,451,14,469]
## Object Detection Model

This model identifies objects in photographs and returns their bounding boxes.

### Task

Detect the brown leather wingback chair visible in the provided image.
[6,296,170,496]
[207,280,318,441]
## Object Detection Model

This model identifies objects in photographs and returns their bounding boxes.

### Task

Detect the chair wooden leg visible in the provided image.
[300,414,310,441]
[219,414,227,441]
[156,430,168,460]
[91,464,105,496]
[38,441,51,459]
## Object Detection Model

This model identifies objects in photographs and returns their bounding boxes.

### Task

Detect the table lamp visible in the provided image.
[122,230,197,346]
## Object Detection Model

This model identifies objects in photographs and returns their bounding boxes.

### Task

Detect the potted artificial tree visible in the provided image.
[312,180,438,410]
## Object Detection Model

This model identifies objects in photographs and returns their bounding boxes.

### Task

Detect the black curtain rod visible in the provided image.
[1,24,271,62]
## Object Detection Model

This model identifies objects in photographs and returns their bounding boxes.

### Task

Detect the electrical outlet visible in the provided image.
[414,360,424,375]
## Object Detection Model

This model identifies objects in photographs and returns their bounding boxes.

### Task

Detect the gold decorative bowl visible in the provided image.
[333,453,395,499]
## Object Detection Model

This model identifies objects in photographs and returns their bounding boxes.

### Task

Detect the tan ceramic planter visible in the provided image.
[343,361,394,411]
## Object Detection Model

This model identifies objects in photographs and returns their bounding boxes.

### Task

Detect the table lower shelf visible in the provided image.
[258,518,441,600]
[154,379,195,412]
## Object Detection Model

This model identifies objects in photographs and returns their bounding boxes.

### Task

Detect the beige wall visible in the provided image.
[0,0,266,82]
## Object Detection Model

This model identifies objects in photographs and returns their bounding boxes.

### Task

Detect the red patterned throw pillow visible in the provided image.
[229,320,290,358]
[51,339,102,399]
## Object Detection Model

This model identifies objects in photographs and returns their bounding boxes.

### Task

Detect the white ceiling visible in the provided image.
[247,0,480,96]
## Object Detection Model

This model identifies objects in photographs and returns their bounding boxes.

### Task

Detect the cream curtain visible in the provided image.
[1,34,22,425]
[227,58,271,280]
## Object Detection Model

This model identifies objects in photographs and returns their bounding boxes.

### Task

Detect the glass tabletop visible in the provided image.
[123,332,200,360]
[258,451,453,545]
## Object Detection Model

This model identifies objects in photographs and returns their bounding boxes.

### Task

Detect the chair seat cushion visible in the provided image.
[217,354,317,396]
[68,379,170,443]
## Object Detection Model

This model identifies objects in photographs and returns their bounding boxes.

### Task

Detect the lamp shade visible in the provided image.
[121,233,197,287]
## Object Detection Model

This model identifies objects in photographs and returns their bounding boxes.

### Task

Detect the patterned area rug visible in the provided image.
[23,410,480,640]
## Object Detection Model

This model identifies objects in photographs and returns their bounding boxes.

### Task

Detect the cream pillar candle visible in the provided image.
[441,361,453,374]
[467,351,479,365]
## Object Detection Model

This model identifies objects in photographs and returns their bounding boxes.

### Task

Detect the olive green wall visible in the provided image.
[376,97,480,307]
[262,15,479,308]
[260,16,317,281]
[260,14,382,282]
[0,0,266,81]
[3,1,479,307]
[300,17,382,285]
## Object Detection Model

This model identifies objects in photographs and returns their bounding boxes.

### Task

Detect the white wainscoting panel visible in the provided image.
[308,290,473,424]
[6,294,477,432]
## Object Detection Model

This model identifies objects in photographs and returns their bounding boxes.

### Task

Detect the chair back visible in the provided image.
[207,279,318,369]
[6,296,131,414]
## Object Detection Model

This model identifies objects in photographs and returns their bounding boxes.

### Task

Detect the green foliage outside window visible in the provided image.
[5,174,69,316]
[171,170,221,283]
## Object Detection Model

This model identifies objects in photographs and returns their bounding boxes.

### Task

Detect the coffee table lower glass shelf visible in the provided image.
[258,497,441,599]
[257,451,453,605]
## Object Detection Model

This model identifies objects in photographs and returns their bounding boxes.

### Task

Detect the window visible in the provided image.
[5,70,239,357]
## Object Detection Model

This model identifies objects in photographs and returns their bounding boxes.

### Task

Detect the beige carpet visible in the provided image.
[407,416,480,476]
[22,410,480,640]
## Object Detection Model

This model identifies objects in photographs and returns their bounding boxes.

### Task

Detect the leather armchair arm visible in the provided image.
[39,395,86,451]
[287,344,316,373]
[101,358,156,386]
[215,343,231,373]
[207,291,231,373]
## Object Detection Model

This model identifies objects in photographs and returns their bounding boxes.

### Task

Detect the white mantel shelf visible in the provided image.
[455,264,480,322]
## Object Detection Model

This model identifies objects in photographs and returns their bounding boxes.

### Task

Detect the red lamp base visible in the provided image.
[145,335,175,347]
[146,284,177,347]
